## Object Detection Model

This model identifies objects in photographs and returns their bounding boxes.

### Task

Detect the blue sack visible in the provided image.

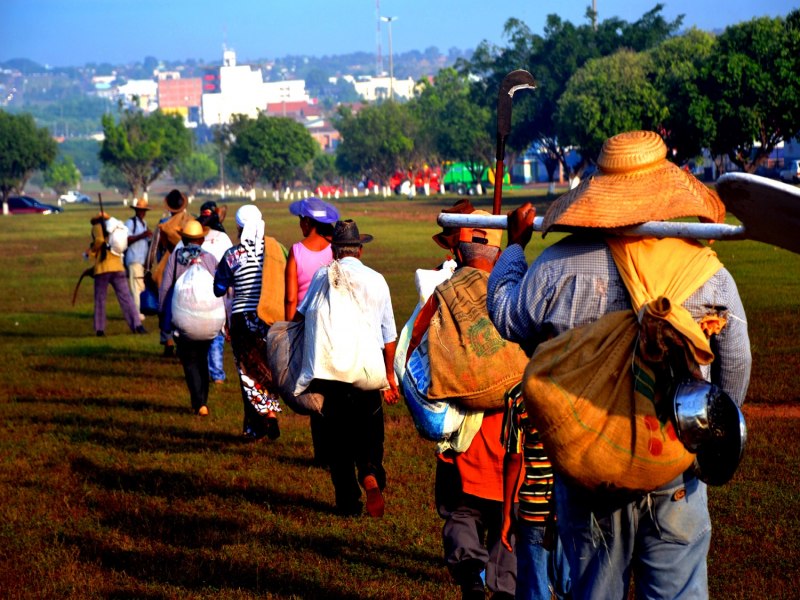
[140,284,159,316]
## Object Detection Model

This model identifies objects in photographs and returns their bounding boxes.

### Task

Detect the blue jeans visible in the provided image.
[516,519,570,600]
[555,472,710,600]
[208,332,226,382]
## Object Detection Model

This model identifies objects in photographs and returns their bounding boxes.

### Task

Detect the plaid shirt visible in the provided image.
[487,236,751,405]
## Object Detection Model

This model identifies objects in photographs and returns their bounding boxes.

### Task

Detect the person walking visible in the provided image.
[197,201,233,385]
[213,204,282,441]
[295,219,399,517]
[284,196,339,466]
[486,130,752,599]
[88,211,146,337]
[124,198,153,322]
[158,219,219,416]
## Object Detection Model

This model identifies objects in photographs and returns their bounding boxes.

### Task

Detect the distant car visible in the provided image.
[7,196,63,215]
[59,190,91,203]
[779,159,800,183]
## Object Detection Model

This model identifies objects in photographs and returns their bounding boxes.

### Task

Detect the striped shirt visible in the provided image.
[214,243,262,314]
[487,236,751,405]
[502,383,554,523]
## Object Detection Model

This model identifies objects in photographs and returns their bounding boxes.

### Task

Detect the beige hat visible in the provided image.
[179,219,209,242]
[542,130,725,231]
[131,198,151,210]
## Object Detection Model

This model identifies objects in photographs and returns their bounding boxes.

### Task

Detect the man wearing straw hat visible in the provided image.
[486,131,751,599]
[124,198,153,321]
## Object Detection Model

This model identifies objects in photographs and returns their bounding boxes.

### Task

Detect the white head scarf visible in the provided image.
[236,204,264,260]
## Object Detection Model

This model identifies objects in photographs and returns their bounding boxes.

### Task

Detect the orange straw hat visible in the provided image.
[179,219,209,243]
[542,130,725,231]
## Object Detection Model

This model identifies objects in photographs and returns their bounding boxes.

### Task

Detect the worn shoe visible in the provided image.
[197,406,209,416]
[134,325,147,334]
[213,379,225,385]
[162,344,175,358]
[96,330,105,337]
[363,475,385,518]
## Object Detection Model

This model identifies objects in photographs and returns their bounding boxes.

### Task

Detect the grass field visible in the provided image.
[1,187,798,599]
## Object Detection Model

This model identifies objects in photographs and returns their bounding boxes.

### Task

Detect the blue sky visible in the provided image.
[1,0,796,67]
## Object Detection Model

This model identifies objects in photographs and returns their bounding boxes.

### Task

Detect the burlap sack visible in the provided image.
[523,309,694,492]
[428,268,529,411]
[266,320,324,415]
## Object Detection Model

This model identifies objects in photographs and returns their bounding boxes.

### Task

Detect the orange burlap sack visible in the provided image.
[428,267,530,410]
[522,236,725,492]
[151,212,191,289]
[256,236,287,326]
[523,310,693,492]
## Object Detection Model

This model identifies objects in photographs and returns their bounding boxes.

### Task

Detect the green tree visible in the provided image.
[99,107,192,198]
[461,5,682,182]
[556,50,668,162]
[648,29,717,162]
[43,156,80,196]
[172,152,219,197]
[227,114,317,193]
[700,12,800,172]
[0,110,57,214]
[411,68,493,192]
[334,102,418,186]
[59,138,103,179]
[305,151,339,188]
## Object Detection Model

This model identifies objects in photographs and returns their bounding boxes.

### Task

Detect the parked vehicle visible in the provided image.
[6,196,63,215]
[442,162,510,195]
[779,159,800,183]
[59,190,91,203]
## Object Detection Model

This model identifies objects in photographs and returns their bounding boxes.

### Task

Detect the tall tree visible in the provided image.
[99,107,192,198]
[172,152,218,197]
[648,28,717,163]
[334,102,418,186]
[700,12,800,172]
[43,156,80,196]
[460,6,682,182]
[226,114,317,193]
[556,50,668,162]
[0,110,57,215]
[411,68,493,192]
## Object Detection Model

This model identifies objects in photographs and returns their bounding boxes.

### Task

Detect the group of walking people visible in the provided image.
[82,129,752,600]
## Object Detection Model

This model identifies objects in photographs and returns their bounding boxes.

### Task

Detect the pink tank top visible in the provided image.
[292,241,333,303]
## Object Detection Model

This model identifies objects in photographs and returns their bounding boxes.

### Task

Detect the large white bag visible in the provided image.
[105,217,129,257]
[171,260,226,341]
[295,261,387,394]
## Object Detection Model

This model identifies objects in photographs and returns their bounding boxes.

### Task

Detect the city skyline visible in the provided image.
[1,0,796,68]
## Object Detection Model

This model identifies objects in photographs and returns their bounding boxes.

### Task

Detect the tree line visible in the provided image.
[2,5,799,213]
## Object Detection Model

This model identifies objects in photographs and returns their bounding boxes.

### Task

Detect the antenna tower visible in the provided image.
[376,0,382,75]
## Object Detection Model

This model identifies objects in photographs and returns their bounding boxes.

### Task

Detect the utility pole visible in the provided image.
[375,0,382,75]
[381,16,398,100]
[592,0,598,31]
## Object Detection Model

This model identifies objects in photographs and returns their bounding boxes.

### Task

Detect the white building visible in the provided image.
[348,75,416,101]
[116,79,159,111]
[201,49,309,126]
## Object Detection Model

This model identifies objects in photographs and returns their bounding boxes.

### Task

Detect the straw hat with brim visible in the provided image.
[90,212,111,224]
[332,219,373,245]
[131,198,151,211]
[164,189,188,213]
[542,130,725,232]
[180,219,209,242]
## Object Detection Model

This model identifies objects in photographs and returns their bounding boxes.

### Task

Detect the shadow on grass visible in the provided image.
[63,455,444,596]
[11,394,188,415]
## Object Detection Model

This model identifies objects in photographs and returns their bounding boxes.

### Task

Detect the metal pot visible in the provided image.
[671,379,747,486]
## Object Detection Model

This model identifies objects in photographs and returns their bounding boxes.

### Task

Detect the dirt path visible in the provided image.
[742,404,800,418]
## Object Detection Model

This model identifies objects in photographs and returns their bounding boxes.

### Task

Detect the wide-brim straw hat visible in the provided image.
[164,189,188,213]
[131,198,151,210]
[542,130,725,231]
[180,219,209,242]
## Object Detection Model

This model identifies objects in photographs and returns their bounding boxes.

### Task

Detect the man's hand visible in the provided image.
[507,203,536,249]
[382,376,400,405]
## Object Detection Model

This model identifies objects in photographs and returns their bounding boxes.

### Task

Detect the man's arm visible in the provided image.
[501,451,524,552]
[382,340,399,404]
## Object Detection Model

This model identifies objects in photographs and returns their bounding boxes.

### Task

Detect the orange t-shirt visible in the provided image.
[454,410,505,502]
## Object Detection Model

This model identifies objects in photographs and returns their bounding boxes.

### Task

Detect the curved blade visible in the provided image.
[716,173,800,254]
[496,70,537,139]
